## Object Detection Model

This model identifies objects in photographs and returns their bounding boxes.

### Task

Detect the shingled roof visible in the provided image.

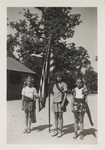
[7,57,36,74]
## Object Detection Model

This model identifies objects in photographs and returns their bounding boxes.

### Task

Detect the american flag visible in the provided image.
[49,49,55,73]
[38,35,55,111]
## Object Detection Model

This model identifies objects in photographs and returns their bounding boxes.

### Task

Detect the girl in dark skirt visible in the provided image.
[52,72,68,137]
[21,76,37,133]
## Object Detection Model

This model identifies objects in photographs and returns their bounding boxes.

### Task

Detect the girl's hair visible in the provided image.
[55,71,63,79]
[27,76,34,82]
[23,76,34,87]
[55,71,64,83]
[76,77,84,86]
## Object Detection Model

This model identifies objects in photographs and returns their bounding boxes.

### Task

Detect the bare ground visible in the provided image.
[7,94,97,144]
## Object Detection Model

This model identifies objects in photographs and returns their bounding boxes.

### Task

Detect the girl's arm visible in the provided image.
[61,82,68,107]
[33,95,36,109]
[52,84,55,95]
[33,88,37,109]
[83,87,88,103]
[71,94,74,112]
[84,95,88,103]
[71,89,75,112]
[61,92,67,107]
[21,95,24,110]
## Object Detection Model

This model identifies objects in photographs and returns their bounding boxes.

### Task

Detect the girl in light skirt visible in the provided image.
[52,72,68,137]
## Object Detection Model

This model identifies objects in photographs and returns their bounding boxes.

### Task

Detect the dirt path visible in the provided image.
[7,94,97,144]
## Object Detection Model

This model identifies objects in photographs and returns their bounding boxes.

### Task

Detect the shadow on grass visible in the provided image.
[31,124,53,132]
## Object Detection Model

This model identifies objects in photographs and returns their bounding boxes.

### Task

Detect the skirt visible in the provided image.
[24,101,34,112]
[24,100,36,123]
[52,102,66,113]
[73,98,94,126]
[73,99,86,113]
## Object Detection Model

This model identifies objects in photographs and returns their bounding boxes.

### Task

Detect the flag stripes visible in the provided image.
[38,47,49,111]
[49,49,55,73]
[38,34,55,111]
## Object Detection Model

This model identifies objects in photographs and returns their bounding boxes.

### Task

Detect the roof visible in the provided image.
[7,57,36,74]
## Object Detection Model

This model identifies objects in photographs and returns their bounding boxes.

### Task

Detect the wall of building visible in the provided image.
[7,83,23,100]
[7,71,37,100]
[7,71,28,100]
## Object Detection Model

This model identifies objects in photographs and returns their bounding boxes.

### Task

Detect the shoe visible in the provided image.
[80,134,84,140]
[73,134,78,139]
[57,132,63,138]
[52,131,58,136]
[23,129,27,133]
[27,129,31,133]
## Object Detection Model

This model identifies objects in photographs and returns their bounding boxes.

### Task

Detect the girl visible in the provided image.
[71,77,93,140]
[52,72,68,137]
[21,76,37,133]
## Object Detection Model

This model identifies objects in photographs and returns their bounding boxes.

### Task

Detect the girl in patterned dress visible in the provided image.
[71,77,89,140]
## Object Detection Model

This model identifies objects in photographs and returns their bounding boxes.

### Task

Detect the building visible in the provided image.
[7,57,36,100]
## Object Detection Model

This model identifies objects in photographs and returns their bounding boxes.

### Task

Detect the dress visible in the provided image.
[72,87,87,113]
[21,86,37,123]
[52,82,67,112]
[72,87,94,125]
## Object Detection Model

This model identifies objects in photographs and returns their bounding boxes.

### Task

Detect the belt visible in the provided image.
[24,96,34,102]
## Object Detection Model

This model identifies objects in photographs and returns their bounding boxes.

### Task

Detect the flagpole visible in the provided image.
[48,73,51,133]
[48,33,52,133]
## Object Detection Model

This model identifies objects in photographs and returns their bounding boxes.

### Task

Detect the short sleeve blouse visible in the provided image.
[22,86,37,99]
[53,82,67,103]
[72,87,88,99]
[53,82,67,94]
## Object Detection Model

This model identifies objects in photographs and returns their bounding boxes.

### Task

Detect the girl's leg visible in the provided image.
[23,111,28,133]
[52,112,58,136]
[79,111,85,140]
[73,112,79,139]
[54,112,58,131]
[58,112,63,134]
[27,111,32,133]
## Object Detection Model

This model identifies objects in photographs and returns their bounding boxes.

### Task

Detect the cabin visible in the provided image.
[7,57,36,100]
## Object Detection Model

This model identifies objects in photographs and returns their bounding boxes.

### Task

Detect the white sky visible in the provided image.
[7,7,97,72]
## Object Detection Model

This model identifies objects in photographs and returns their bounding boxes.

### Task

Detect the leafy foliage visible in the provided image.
[7,7,97,92]
[84,68,98,93]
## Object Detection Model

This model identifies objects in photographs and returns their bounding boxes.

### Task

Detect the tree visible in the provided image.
[7,8,81,61]
[84,68,98,93]
[7,7,92,89]
[7,34,18,58]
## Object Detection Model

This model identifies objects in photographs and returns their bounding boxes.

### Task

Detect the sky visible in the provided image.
[7,7,97,72]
